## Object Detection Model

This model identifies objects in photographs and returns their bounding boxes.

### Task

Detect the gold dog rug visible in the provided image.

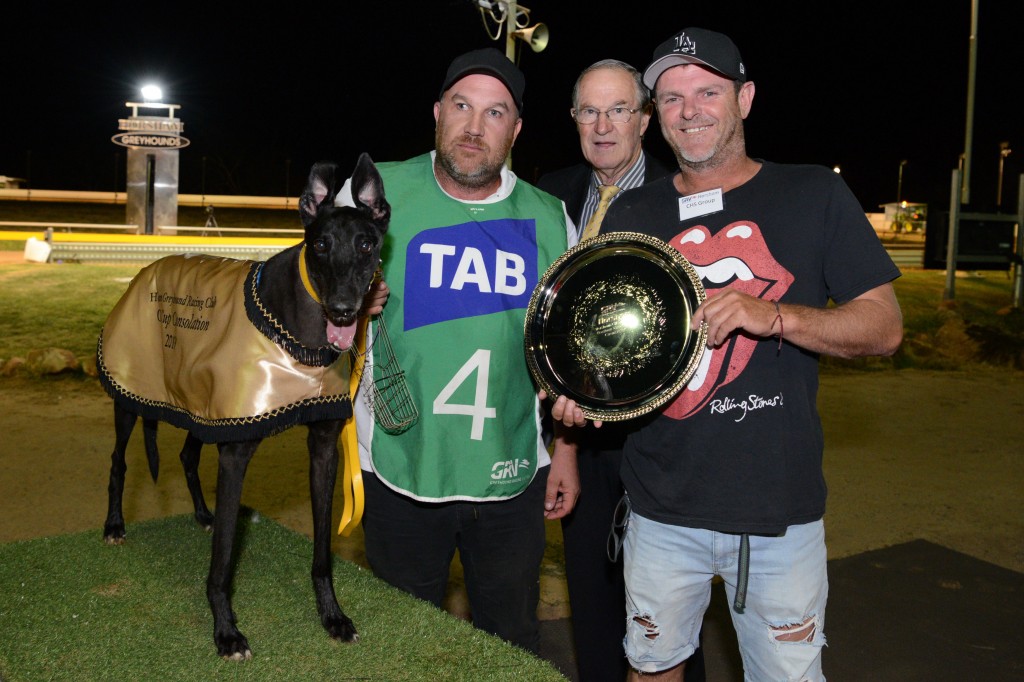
[97,254,352,443]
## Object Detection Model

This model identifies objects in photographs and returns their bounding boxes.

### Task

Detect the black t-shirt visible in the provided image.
[601,161,901,534]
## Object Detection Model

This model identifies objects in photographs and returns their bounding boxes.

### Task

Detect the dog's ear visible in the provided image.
[350,153,390,228]
[299,161,341,227]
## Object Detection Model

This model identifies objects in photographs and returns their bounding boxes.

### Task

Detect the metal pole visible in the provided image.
[960,0,979,204]
[1014,173,1024,308]
[145,154,156,235]
[505,0,517,62]
[997,142,1011,208]
[944,168,961,301]
[897,160,907,229]
[504,0,517,168]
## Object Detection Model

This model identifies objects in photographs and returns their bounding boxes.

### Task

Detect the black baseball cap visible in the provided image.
[643,27,746,89]
[439,47,525,114]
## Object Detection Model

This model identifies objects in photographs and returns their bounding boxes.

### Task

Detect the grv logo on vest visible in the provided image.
[404,218,539,331]
[491,459,532,481]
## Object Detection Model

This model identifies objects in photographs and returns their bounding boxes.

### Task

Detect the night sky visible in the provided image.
[3,1,1020,214]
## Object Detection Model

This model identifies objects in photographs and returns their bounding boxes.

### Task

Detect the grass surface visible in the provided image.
[0,257,1021,371]
[0,513,565,682]
[1,198,1022,371]
[0,262,141,360]
[832,268,1023,371]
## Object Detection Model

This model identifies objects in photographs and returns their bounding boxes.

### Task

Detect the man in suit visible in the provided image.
[538,60,671,241]
[537,59,704,682]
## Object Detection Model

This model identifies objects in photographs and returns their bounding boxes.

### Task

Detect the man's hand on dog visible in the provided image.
[540,390,603,429]
[361,280,390,317]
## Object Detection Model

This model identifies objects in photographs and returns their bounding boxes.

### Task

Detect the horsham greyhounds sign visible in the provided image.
[112,103,190,149]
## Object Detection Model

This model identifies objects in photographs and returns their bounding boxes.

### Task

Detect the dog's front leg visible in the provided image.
[307,420,358,642]
[207,440,258,660]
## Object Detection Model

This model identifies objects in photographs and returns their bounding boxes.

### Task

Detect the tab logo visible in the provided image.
[404,218,538,330]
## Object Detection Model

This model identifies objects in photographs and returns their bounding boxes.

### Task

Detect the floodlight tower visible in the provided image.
[112,84,190,234]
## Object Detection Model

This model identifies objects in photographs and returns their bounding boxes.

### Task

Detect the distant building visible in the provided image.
[879,201,927,235]
[0,176,27,189]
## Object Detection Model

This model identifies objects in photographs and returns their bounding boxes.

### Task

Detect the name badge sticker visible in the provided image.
[678,188,724,221]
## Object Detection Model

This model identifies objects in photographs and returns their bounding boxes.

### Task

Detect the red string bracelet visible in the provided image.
[771,300,783,354]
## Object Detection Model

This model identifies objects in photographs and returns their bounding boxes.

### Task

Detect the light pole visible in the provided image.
[475,1,548,61]
[895,159,908,231]
[997,141,1012,209]
[960,0,979,205]
[897,159,908,203]
[472,1,548,167]
[473,1,547,64]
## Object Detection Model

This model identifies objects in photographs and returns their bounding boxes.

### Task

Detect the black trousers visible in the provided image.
[562,427,706,681]
[362,468,548,654]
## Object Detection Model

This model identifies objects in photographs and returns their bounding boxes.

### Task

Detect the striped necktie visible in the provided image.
[581,184,620,241]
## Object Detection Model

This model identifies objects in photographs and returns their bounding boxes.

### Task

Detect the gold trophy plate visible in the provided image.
[525,232,707,421]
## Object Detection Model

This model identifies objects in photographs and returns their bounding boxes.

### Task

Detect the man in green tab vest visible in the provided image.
[339,47,579,654]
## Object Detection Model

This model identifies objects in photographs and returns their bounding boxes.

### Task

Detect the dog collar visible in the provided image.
[298,245,322,304]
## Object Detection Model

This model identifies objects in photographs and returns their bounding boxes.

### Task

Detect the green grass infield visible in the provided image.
[0,512,566,681]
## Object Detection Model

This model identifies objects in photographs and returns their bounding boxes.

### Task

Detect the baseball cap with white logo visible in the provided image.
[643,27,747,90]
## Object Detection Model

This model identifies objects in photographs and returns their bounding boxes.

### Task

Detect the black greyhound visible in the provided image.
[97,153,389,659]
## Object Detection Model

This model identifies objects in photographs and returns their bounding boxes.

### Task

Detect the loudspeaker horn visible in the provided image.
[512,23,549,52]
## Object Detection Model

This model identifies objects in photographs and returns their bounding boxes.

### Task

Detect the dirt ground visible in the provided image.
[1,365,1022,627]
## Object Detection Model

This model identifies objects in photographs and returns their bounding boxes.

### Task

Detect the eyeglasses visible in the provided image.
[572,106,641,125]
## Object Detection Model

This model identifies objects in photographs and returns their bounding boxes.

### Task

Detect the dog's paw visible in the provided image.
[103,522,126,545]
[216,631,252,661]
[325,614,359,643]
[221,649,253,662]
[194,508,214,531]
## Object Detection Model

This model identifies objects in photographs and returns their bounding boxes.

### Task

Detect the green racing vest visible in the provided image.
[366,154,567,502]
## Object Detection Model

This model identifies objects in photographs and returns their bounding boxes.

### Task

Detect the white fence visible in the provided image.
[0,188,294,210]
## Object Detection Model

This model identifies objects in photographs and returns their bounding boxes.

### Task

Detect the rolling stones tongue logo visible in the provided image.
[665,220,793,420]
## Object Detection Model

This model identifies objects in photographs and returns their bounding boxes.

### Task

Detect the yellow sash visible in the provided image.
[338,317,367,536]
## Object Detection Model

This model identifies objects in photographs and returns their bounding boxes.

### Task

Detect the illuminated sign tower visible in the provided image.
[112,90,190,235]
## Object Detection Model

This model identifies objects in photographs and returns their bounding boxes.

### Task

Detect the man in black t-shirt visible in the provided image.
[549,27,903,682]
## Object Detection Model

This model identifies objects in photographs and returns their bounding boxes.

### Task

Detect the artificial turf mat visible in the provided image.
[0,511,566,681]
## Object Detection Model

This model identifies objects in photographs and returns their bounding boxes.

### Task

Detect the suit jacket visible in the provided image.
[536,152,673,231]
[535,151,673,452]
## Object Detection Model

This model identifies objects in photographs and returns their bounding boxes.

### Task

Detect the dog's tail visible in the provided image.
[142,418,160,482]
